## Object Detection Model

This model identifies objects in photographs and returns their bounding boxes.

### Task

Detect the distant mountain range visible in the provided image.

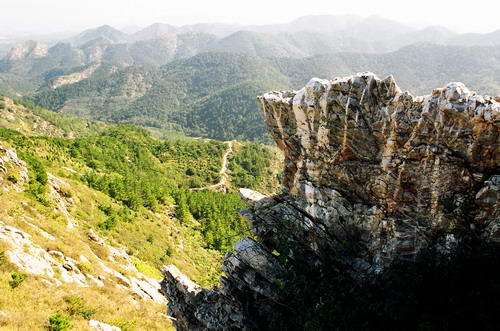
[1,15,499,140]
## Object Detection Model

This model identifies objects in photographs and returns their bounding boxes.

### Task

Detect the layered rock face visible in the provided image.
[161,73,499,330]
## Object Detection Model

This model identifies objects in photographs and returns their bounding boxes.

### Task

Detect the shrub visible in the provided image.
[75,262,94,275]
[112,318,136,331]
[6,174,18,184]
[9,272,26,289]
[180,190,249,252]
[98,215,118,231]
[47,313,71,331]
[18,152,49,205]
[132,258,162,280]
[229,143,272,189]
[64,295,95,320]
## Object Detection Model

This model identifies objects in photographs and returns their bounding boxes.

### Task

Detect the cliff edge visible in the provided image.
[161,73,499,330]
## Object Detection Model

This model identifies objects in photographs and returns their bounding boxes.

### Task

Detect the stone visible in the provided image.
[47,174,77,229]
[161,74,499,330]
[88,320,121,331]
[0,225,56,278]
[0,225,88,286]
[0,145,29,192]
[130,277,166,304]
[88,229,105,245]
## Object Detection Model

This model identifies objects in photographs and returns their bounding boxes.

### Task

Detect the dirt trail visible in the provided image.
[191,141,234,192]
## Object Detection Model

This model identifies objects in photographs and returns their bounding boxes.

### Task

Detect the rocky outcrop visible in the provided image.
[0,145,28,192]
[0,221,165,303]
[5,41,48,61]
[161,73,499,330]
[0,224,87,286]
[48,174,77,229]
[88,319,121,331]
[0,97,65,137]
[49,63,100,89]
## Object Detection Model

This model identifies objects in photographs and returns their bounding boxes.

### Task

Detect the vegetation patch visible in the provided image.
[19,151,49,205]
[8,272,27,289]
[47,313,72,331]
[64,295,96,320]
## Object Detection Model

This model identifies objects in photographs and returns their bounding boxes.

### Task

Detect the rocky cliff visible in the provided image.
[161,73,500,330]
[5,41,48,61]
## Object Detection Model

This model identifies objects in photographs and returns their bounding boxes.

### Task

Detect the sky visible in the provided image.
[1,0,499,36]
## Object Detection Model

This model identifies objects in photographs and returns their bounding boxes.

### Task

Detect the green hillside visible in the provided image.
[23,45,500,141]
[0,97,282,329]
[33,52,291,140]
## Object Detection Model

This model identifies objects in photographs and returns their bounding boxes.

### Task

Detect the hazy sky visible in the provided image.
[1,0,499,36]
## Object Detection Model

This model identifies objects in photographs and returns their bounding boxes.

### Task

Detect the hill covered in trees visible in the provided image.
[1,15,500,141]
[28,45,500,140]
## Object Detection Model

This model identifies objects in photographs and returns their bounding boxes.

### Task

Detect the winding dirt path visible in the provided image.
[191,140,234,192]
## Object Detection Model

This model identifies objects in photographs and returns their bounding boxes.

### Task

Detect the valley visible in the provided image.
[0,11,498,331]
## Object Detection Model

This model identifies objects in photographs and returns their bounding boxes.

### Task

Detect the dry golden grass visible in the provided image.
[0,273,173,330]
[0,171,219,329]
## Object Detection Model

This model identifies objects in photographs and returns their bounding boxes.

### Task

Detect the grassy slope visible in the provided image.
[0,98,282,329]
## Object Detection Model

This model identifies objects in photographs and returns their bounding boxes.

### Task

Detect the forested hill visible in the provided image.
[1,15,499,141]
[271,44,500,95]
[29,45,500,141]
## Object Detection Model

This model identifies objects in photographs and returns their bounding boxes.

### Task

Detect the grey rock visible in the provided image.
[161,74,499,330]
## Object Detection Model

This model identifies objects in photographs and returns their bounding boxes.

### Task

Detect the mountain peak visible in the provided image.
[131,23,177,41]
[70,24,128,46]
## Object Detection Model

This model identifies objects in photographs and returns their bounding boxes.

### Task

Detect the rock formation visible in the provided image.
[161,73,500,330]
[5,41,48,61]
[49,63,100,89]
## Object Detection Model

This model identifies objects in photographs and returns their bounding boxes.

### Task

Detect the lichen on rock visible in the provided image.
[161,73,499,330]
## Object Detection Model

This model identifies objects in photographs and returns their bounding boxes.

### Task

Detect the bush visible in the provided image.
[229,143,273,189]
[18,152,49,205]
[98,215,118,231]
[6,174,18,184]
[47,313,71,331]
[177,190,249,252]
[75,262,94,275]
[64,295,95,320]
[9,272,26,289]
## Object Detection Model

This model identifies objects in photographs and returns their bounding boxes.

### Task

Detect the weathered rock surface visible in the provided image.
[48,173,77,229]
[162,73,499,330]
[0,145,28,192]
[49,63,100,89]
[0,225,86,286]
[0,97,66,137]
[0,222,165,303]
[88,319,121,331]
